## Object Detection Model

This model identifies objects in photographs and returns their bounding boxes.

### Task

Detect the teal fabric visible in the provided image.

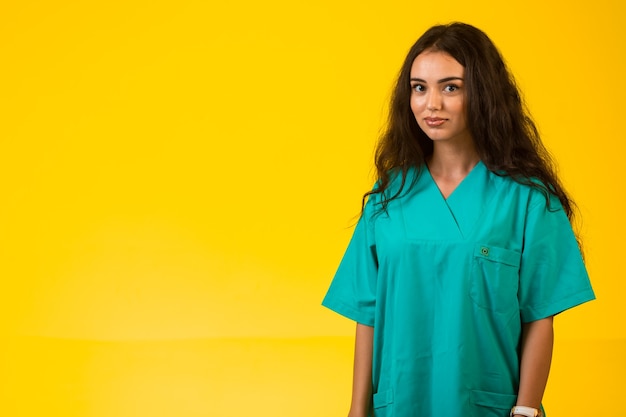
[322,162,595,417]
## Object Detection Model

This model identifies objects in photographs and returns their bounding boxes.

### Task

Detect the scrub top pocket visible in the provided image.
[470,244,521,315]
[372,388,393,415]
[470,389,517,416]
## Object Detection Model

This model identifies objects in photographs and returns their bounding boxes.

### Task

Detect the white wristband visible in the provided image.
[510,405,541,417]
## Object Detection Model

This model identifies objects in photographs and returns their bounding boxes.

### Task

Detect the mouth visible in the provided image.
[424,117,447,127]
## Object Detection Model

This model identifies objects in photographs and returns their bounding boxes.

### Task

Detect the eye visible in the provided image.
[443,84,460,93]
[412,84,425,93]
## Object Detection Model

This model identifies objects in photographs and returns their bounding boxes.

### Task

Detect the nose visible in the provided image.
[426,90,442,111]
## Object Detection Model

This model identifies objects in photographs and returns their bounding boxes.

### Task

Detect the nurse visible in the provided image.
[322,23,595,417]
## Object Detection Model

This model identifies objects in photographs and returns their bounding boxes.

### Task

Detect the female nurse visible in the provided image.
[322,23,594,417]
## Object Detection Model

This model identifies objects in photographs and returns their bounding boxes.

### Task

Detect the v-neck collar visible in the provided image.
[425,160,483,201]
[423,161,495,238]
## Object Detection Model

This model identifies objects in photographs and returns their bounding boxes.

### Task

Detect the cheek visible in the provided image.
[448,98,465,119]
[409,96,421,116]
[457,97,467,117]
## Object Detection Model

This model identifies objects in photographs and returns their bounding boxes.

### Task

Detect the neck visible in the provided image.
[427,141,480,178]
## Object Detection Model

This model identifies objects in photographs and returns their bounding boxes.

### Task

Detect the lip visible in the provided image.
[424,117,447,127]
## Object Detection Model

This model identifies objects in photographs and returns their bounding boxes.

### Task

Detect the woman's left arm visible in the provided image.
[515,316,554,413]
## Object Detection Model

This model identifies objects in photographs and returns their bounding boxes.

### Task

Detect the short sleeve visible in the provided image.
[518,193,595,322]
[322,195,379,326]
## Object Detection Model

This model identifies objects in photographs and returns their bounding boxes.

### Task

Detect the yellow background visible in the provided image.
[0,0,623,415]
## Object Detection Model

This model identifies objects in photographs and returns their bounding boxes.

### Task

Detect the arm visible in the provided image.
[514,316,554,416]
[348,323,374,417]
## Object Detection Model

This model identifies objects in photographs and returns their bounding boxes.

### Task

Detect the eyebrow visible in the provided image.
[410,77,464,83]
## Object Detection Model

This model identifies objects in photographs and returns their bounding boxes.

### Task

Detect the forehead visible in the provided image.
[410,50,464,78]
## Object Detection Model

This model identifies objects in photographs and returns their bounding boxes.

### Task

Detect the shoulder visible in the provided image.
[382,165,424,197]
[487,170,562,213]
[364,166,424,218]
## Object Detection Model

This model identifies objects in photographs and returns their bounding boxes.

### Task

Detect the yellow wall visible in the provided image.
[0,0,623,415]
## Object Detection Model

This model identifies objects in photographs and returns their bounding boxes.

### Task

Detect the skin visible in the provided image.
[409,49,479,197]
[347,323,373,417]
[346,50,554,417]
[515,317,554,416]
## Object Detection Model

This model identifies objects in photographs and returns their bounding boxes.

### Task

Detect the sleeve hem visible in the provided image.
[321,298,375,327]
[521,287,596,322]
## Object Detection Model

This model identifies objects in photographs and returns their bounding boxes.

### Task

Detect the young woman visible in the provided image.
[322,23,594,417]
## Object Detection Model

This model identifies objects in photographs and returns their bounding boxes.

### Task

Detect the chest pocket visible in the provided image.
[470,244,521,316]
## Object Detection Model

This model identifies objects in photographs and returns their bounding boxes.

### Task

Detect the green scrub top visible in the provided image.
[322,162,595,417]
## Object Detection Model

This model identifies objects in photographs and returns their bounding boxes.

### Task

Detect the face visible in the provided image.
[409,50,472,145]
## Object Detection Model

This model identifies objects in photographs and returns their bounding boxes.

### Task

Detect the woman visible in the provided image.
[322,23,594,417]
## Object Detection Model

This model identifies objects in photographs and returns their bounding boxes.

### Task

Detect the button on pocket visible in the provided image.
[470,244,521,315]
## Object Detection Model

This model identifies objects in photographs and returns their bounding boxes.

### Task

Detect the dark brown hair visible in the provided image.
[366,22,576,224]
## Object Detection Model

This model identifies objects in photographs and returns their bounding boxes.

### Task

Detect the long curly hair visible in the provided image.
[366,22,576,225]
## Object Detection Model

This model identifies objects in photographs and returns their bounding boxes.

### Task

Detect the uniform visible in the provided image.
[322,161,595,416]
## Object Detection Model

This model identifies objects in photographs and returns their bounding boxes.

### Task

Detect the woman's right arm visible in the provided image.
[348,323,374,417]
